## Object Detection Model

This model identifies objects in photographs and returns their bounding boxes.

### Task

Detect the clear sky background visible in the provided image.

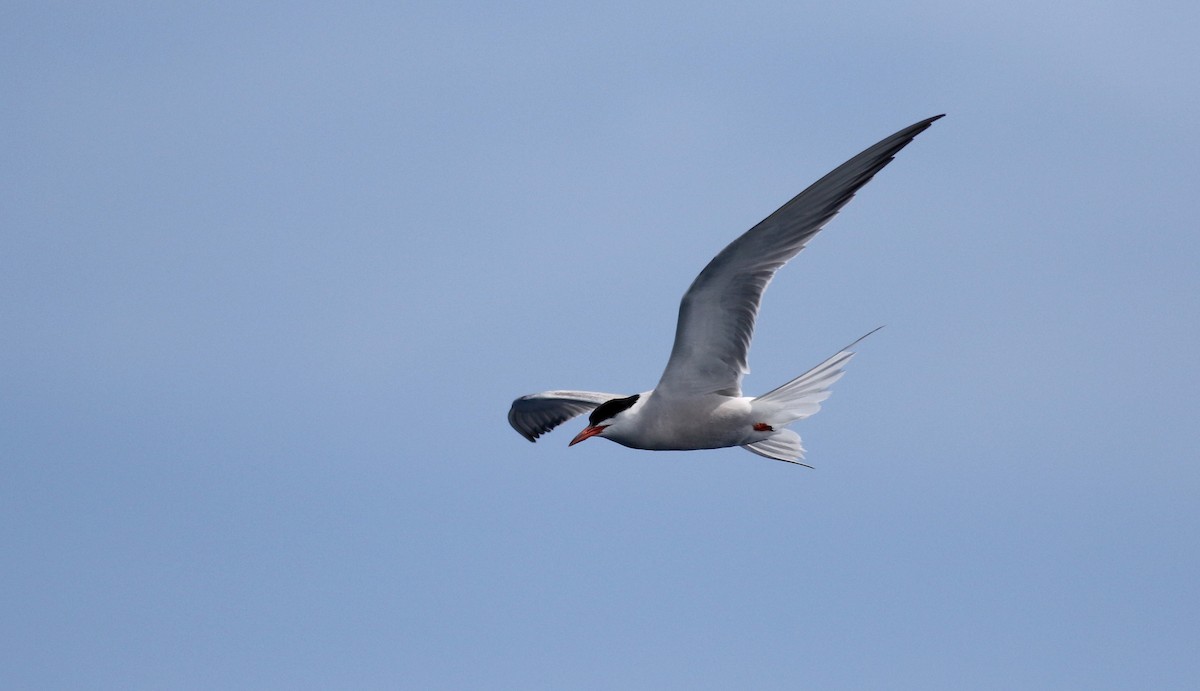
[3,2,1198,689]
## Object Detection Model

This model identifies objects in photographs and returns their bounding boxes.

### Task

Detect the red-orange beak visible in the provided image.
[569,425,607,446]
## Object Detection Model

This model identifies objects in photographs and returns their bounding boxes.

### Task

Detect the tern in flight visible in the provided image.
[508,115,942,465]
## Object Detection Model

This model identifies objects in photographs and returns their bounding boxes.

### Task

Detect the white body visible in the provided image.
[508,116,941,464]
[602,393,760,451]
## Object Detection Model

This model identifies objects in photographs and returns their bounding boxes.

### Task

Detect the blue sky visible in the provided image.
[3,2,1198,689]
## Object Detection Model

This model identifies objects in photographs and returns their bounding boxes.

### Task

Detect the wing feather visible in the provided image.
[507,390,628,442]
[655,115,943,397]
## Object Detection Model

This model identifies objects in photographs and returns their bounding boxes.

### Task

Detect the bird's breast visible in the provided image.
[608,395,759,451]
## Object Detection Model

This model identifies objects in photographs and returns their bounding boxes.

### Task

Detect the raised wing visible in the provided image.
[508,390,629,442]
[655,115,942,397]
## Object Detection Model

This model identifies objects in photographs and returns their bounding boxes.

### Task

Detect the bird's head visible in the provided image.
[569,394,641,446]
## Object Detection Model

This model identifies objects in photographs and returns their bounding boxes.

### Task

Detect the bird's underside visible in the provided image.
[508,329,872,464]
[507,115,942,463]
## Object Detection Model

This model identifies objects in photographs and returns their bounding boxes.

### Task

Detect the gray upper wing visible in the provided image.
[654,115,943,398]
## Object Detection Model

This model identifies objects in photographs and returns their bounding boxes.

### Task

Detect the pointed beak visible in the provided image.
[569,425,607,446]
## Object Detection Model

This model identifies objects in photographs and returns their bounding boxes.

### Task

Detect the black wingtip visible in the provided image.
[905,114,945,138]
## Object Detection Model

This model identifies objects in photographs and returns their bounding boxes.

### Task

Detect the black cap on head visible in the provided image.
[588,394,640,427]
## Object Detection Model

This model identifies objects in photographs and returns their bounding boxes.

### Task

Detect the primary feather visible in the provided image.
[507,115,942,463]
[654,115,943,399]
[508,390,627,442]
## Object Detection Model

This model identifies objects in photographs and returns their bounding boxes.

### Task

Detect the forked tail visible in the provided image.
[741,327,881,464]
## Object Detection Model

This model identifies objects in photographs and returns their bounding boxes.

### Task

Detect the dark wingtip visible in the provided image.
[507,399,542,443]
[905,114,945,138]
[901,114,945,138]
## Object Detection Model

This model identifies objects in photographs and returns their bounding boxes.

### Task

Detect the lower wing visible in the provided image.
[508,390,628,442]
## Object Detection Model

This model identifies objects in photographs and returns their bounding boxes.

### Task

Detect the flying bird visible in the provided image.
[508,115,942,465]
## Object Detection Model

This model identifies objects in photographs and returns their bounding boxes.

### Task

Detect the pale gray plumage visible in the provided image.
[507,115,942,463]
[655,115,943,398]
